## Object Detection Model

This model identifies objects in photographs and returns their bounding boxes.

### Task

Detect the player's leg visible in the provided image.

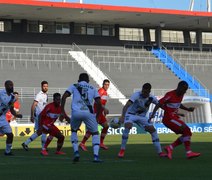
[118,114,134,158]
[34,116,47,148]
[163,119,183,159]
[41,135,53,154]
[5,132,13,155]
[164,119,200,159]
[144,125,167,157]
[99,115,109,150]
[79,130,91,151]
[1,122,14,155]
[41,133,47,149]
[180,123,201,159]
[70,113,82,162]
[50,126,65,154]
[22,128,42,151]
[85,113,101,162]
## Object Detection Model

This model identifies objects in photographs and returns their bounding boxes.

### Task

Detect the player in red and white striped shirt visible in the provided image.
[150,81,201,159]
[22,93,67,156]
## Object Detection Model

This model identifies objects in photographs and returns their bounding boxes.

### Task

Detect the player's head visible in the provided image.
[5,80,14,94]
[102,79,110,91]
[53,93,61,107]
[78,73,89,83]
[13,92,19,100]
[41,80,48,93]
[176,81,188,96]
[141,83,151,98]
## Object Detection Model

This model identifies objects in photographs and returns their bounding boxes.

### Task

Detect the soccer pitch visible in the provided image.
[0,133,211,180]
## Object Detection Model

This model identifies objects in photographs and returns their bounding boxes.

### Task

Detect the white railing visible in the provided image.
[98,61,169,73]
[133,88,210,97]
[162,46,210,95]
[185,64,212,72]
[0,45,71,54]
[0,87,67,99]
[86,48,153,59]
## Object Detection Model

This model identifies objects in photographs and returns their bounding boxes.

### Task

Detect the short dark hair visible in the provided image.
[41,81,48,86]
[13,92,19,95]
[53,93,61,99]
[5,80,13,86]
[142,83,151,90]
[103,79,110,85]
[78,73,89,83]
[178,81,188,88]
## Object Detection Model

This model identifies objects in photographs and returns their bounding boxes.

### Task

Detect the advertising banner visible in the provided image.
[10,124,86,137]
[103,123,212,135]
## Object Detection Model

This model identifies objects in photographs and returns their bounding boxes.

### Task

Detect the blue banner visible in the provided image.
[155,123,212,134]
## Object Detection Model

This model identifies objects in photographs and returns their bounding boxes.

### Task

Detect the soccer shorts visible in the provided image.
[163,118,187,134]
[97,113,107,125]
[41,124,60,136]
[71,111,98,133]
[0,121,12,135]
[124,114,152,128]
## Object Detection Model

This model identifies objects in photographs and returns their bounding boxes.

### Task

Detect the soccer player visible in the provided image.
[6,92,21,123]
[149,81,201,159]
[118,83,167,158]
[80,79,110,151]
[0,80,23,155]
[22,93,66,155]
[31,81,48,148]
[61,73,102,163]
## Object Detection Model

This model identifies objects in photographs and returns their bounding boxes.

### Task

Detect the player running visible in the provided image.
[149,81,201,159]
[80,79,110,151]
[118,83,167,158]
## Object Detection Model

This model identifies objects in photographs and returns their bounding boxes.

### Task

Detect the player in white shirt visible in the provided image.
[22,81,48,150]
[0,80,22,155]
[61,73,102,163]
[118,83,167,158]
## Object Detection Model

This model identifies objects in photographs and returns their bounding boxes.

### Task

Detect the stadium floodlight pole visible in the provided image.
[189,0,211,12]
[207,0,211,12]
[189,0,194,11]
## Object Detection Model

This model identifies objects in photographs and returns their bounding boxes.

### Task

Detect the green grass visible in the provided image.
[0,133,211,180]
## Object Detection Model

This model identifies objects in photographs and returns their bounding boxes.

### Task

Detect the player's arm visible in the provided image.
[94,97,102,121]
[59,112,69,123]
[180,104,195,112]
[10,106,22,119]
[38,106,47,128]
[61,91,71,122]
[102,105,109,115]
[149,102,162,121]
[120,100,133,123]
[30,100,38,123]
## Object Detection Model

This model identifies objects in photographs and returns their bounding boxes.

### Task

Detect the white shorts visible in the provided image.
[124,113,153,128]
[71,111,98,133]
[0,119,12,135]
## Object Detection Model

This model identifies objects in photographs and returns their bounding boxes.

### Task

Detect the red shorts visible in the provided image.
[97,113,107,125]
[163,117,187,134]
[41,124,60,136]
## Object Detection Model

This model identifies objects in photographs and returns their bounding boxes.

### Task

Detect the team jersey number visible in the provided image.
[81,88,88,102]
